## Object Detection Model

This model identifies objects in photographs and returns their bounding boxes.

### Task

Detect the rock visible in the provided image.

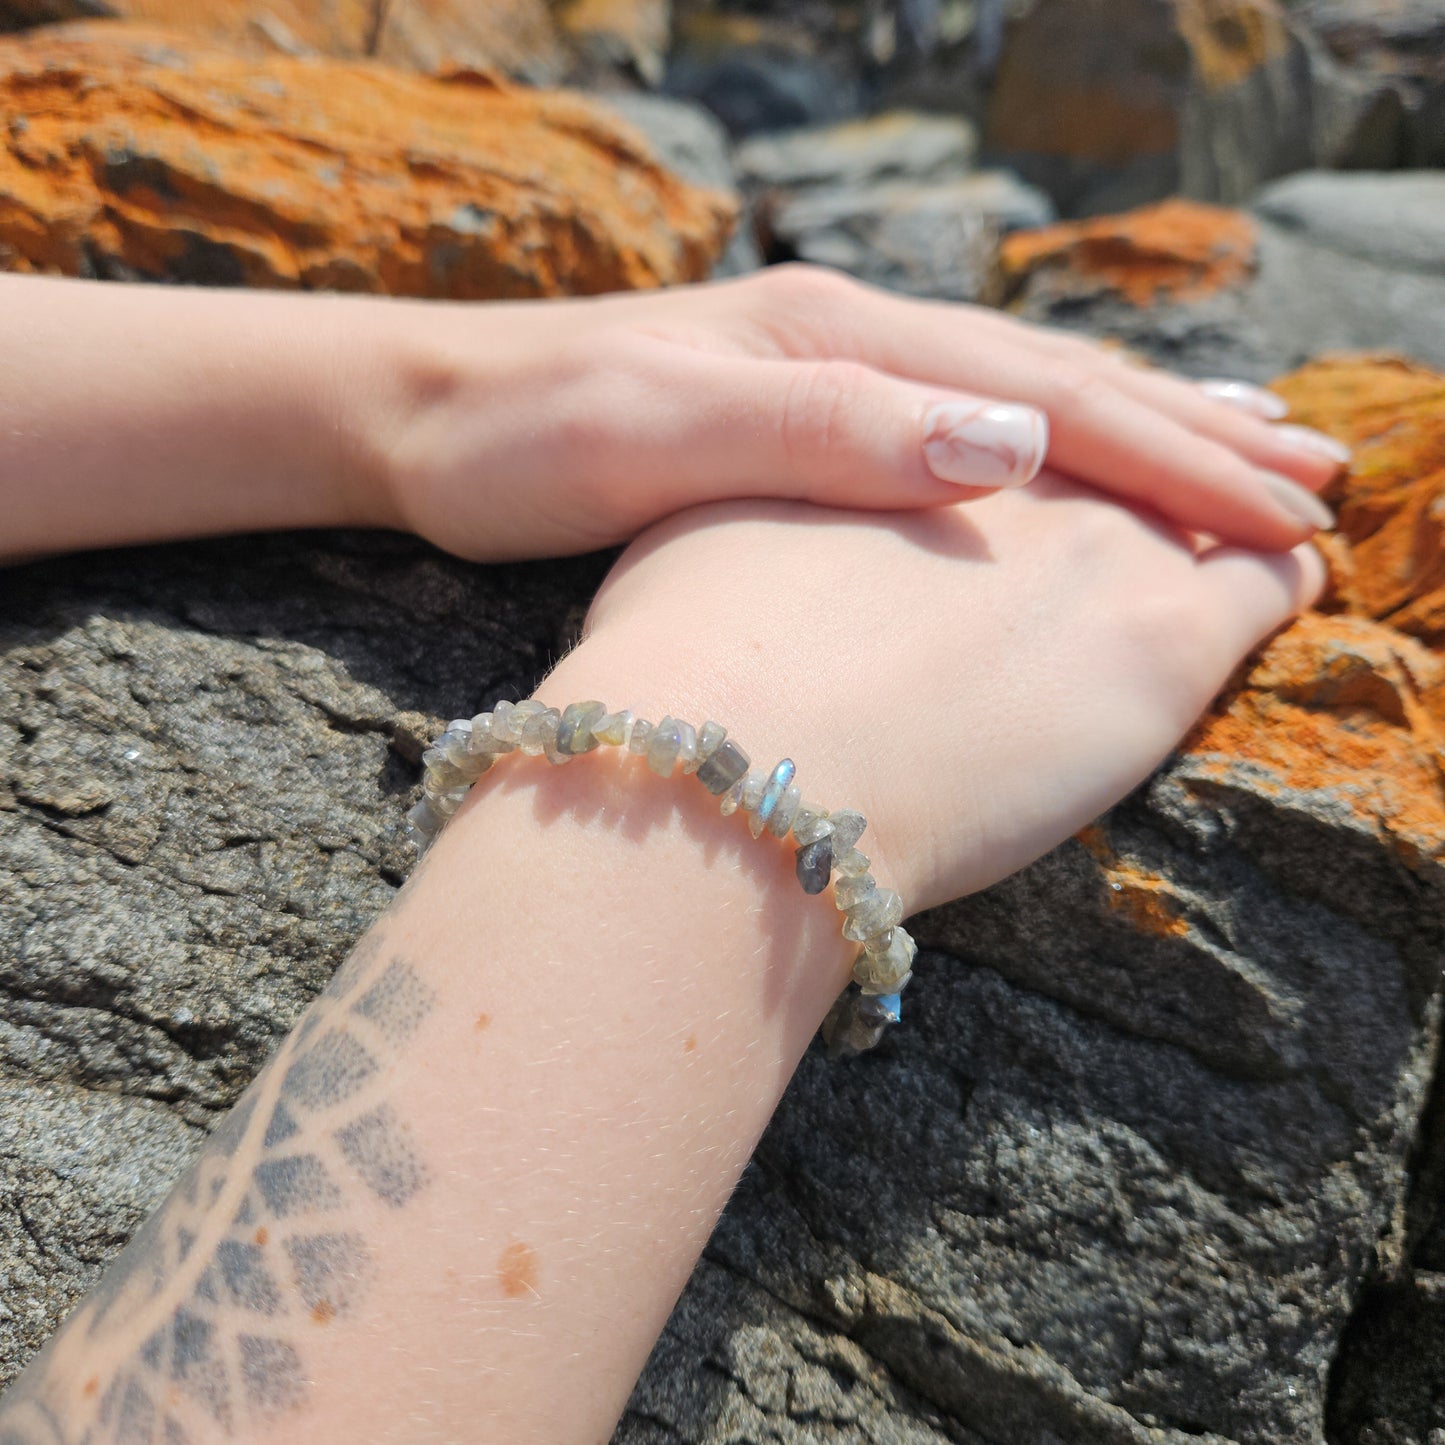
[556,0,671,87]
[1292,0,1445,166]
[985,0,1321,216]
[737,111,1051,299]
[0,0,568,80]
[999,188,1445,377]
[0,23,735,295]
[999,198,1259,307]
[736,111,980,193]
[664,11,863,137]
[597,92,762,276]
[1254,169,1445,275]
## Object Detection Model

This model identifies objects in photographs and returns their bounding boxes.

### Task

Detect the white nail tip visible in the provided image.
[1273,424,1353,466]
[922,402,1049,490]
[1198,379,1289,420]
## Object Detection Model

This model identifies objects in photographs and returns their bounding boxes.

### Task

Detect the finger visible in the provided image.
[1192,540,1327,662]
[780,287,1347,543]
[635,351,1050,507]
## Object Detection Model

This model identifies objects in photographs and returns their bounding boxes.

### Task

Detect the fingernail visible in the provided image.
[1261,471,1335,532]
[1198,378,1289,420]
[922,401,1049,489]
[1273,424,1352,467]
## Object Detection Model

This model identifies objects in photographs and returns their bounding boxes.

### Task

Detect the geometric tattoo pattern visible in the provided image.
[0,924,437,1445]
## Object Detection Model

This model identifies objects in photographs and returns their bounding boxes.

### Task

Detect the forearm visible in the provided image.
[0,276,420,562]
[0,642,856,1443]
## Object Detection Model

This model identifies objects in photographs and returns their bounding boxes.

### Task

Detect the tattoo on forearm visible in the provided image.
[0,925,438,1444]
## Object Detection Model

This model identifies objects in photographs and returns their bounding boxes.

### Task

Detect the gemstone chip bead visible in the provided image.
[791,808,833,846]
[853,928,916,993]
[697,739,749,795]
[556,700,606,755]
[647,717,684,777]
[842,887,903,943]
[795,838,833,894]
[829,810,867,851]
[627,719,654,755]
[833,873,876,910]
[756,761,797,825]
[767,783,802,838]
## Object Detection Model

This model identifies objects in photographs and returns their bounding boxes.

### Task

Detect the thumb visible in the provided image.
[648,352,1050,508]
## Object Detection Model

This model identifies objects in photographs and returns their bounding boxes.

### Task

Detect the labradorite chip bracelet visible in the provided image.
[407,699,918,1058]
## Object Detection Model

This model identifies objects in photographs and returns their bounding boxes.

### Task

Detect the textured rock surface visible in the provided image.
[983,0,1409,217]
[1001,184,1445,377]
[0,23,734,295]
[2,354,1443,1444]
[737,111,1051,299]
[0,0,568,80]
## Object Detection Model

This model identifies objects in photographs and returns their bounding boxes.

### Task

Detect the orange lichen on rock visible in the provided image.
[1186,357,1445,868]
[0,23,735,297]
[1275,356,1445,647]
[988,0,1286,162]
[1077,826,1191,938]
[998,201,1258,307]
[0,0,567,79]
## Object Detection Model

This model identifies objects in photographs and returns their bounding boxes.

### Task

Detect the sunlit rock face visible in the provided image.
[0,23,735,296]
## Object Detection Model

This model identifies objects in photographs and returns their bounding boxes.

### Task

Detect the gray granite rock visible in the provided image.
[598,92,764,278]
[3,508,1443,1445]
[1005,173,1445,379]
[737,111,1051,300]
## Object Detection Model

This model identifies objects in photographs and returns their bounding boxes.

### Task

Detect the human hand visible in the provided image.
[543,479,1324,913]
[376,266,1344,562]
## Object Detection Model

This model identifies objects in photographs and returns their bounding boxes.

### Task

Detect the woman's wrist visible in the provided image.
[539,620,921,907]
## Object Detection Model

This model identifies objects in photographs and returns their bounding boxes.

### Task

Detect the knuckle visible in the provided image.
[759,261,860,312]
[1050,363,1111,413]
[780,360,869,469]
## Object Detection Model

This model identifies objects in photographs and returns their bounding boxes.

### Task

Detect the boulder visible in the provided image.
[983,0,1410,217]
[999,184,1445,377]
[1291,0,1445,165]
[0,23,735,296]
[736,111,1052,300]
[2,359,1443,1443]
[664,11,863,137]
[0,0,568,80]
[598,92,763,277]
[556,0,671,87]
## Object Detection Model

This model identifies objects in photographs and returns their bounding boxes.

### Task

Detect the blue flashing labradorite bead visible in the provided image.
[859,992,902,1026]
[755,759,796,825]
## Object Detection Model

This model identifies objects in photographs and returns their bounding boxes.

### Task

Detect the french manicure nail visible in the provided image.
[1198,378,1289,420]
[1261,471,1335,532]
[922,401,1049,489]
[1273,424,1352,466]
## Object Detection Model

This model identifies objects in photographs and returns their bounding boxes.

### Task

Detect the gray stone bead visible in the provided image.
[795,838,833,894]
[696,721,727,766]
[557,700,606,755]
[720,778,746,816]
[405,797,443,844]
[647,717,684,776]
[467,714,517,756]
[748,807,769,839]
[757,760,796,825]
[518,707,562,757]
[697,739,749,795]
[834,847,870,877]
[842,887,903,943]
[820,993,888,1060]
[422,779,469,817]
[627,718,655,754]
[829,809,867,851]
[592,710,632,746]
[676,720,699,773]
[494,698,545,743]
[834,872,876,910]
[767,782,802,838]
[853,929,917,993]
[739,772,767,812]
[862,927,896,956]
[791,807,833,845]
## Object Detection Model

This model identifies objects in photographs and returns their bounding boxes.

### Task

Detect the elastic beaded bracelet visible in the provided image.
[406,699,917,1058]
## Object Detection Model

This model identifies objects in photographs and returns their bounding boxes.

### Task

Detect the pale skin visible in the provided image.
[0,266,1333,1443]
